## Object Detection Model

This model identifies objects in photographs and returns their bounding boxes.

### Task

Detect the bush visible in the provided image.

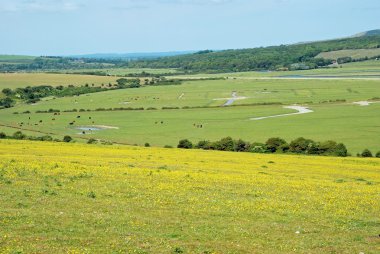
[40,135,53,141]
[289,137,316,154]
[87,138,97,144]
[63,135,73,143]
[376,151,380,158]
[13,131,26,140]
[0,132,6,139]
[144,143,150,147]
[361,149,373,157]
[234,139,251,152]
[214,137,235,151]
[177,139,193,149]
[265,137,287,153]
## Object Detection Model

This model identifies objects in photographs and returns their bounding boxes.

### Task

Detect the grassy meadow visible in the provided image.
[0,140,379,253]
[1,77,380,153]
[316,48,380,60]
[0,73,119,90]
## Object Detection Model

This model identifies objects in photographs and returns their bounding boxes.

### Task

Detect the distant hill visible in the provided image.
[353,29,380,37]
[127,32,380,72]
[69,51,197,60]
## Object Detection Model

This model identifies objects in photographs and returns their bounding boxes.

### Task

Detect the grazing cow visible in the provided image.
[28,117,31,120]
[52,118,55,121]
[89,117,92,119]
[69,122,74,125]
[39,120,43,123]
[77,116,81,119]
[161,121,163,124]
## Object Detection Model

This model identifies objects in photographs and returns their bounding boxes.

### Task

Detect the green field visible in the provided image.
[316,48,380,60]
[0,55,36,64]
[1,76,380,154]
[62,68,180,76]
[0,73,119,89]
[170,60,380,79]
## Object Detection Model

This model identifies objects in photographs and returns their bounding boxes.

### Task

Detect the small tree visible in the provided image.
[375,151,380,158]
[214,137,235,151]
[144,143,150,147]
[361,149,373,158]
[177,139,193,149]
[0,132,6,139]
[63,135,73,143]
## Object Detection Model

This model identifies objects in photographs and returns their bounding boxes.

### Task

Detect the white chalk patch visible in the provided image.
[250,105,313,121]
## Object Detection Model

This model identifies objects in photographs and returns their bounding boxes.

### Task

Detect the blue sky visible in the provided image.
[0,0,379,55]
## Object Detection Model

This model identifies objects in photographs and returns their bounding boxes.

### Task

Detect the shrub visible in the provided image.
[234,139,251,152]
[195,140,213,150]
[376,151,380,158]
[40,135,53,141]
[289,137,316,154]
[265,137,287,153]
[87,138,97,144]
[214,137,235,151]
[177,139,193,149]
[13,131,26,140]
[0,132,6,139]
[144,143,150,147]
[361,149,373,158]
[63,135,73,143]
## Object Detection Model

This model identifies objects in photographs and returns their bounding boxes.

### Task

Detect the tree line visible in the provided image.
[127,36,380,72]
[177,137,380,158]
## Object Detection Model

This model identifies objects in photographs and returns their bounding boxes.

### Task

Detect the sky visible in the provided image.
[0,0,379,56]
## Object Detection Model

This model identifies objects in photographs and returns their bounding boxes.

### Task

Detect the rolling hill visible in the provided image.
[126,31,380,72]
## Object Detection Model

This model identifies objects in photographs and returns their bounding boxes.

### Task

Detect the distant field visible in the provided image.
[170,60,380,79]
[62,67,179,76]
[0,140,379,253]
[0,55,36,64]
[0,73,119,89]
[316,48,380,60]
[1,78,380,153]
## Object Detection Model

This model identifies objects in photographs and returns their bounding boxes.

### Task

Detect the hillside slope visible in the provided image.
[128,35,380,72]
[0,140,379,253]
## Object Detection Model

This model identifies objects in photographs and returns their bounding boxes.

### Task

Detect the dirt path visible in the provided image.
[353,101,380,106]
[250,105,313,121]
[213,91,248,106]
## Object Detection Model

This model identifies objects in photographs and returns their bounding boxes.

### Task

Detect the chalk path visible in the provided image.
[250,106,313,121]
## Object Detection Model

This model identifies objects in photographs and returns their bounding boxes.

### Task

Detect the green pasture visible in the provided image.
[1,102,380,154]
[0,72,380,154]
[316,48,380,60]
[0,73,119,90]
[62,67,179,76]
[4,78,380,111]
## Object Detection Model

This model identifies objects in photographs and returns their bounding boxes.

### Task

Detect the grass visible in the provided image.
[316,48,380,60]
[0,140,379,253]
[1,78,380,153]
[62,67,180,75]
[0,73,119,90]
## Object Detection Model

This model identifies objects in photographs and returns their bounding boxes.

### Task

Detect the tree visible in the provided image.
[63,135,73,143]
[265,137,287,153]
[376,151,380,158]
[177,139,193,149]
[361,149,373,157]
[2,88,13,96]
